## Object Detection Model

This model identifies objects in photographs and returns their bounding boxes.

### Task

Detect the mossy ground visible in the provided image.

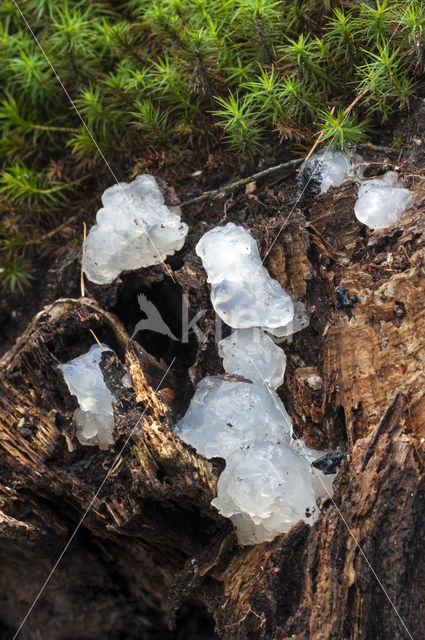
[0,0,424,298]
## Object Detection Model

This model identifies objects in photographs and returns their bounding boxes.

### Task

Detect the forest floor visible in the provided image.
[2,85,425,357]
[2,71,425,640]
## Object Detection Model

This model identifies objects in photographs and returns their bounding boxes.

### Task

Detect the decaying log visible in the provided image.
[0,298,223,639]
[170,394,424,640]
[1,170,425,640]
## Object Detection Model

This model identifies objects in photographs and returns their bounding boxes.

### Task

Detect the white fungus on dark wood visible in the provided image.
[59,343,123,450]
[175,376,293,459]
[298,150,363,195]
[300,149,412,230]
[212,440,333,545]
[83,175,188,285]
[177,227,335,544]
[73,163,345,544]
[218,328,286,389]
[354,171,411,229]
[176,368,334,544]
[195,222,294,332]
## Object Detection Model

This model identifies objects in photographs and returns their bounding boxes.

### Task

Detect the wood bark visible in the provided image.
[0,170,424,640]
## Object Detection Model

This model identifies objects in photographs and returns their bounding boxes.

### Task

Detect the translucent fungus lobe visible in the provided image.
[218,327,286,389]
[59,344,119,449]
[298,150,363,195]
[354,171,411,229]
[195,222,294,331]
[83,175,188,284]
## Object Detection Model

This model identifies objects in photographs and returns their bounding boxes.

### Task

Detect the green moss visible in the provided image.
[1,257,32,293]
[0,0,423,288]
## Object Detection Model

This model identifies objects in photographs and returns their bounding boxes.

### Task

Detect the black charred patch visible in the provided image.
[297,158,324,200]
[335,286,358,319]
[312,451,345,475]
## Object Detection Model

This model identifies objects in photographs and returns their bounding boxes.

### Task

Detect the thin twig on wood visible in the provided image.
[180,157,303,208]
[305,106,336,162]
[356,143,401,155]
[344,88,369,116]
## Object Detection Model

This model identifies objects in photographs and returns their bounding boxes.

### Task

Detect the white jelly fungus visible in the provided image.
[354,171,411,230]
[195,222,294,331]
[83,175,188,285]
[59,343,122,450]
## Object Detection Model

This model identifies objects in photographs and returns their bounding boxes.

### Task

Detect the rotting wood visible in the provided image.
[1,169,425,639]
